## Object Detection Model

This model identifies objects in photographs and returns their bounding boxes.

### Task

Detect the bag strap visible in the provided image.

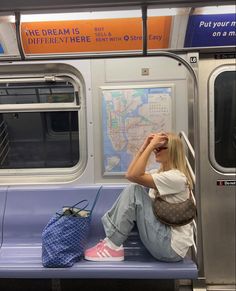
[186,181,197,207]
[57,199,89,218]
[71,186,103,215]
[90,185,103,214]
[57,186,102,218]
[70,199,90,216]
[71,199,89,210]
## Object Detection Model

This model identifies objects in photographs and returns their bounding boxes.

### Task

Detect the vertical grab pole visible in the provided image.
[15,12,25,61]
[142,5,148,56]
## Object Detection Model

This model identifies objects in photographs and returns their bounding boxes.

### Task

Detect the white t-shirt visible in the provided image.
[149,169,194,258]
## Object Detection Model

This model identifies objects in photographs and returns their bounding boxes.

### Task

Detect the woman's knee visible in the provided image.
[126,183,146,193]
[125,184,150,208]
[123,184,147,199]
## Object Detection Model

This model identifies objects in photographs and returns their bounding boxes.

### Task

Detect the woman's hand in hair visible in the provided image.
[139,134,155,152]
[149,132,168,149]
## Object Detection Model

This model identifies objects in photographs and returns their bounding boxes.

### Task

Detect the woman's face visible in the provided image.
[153,146,169,164]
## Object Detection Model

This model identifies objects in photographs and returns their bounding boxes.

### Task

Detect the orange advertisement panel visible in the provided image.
[147,16,172,50]
[21,17,172,55]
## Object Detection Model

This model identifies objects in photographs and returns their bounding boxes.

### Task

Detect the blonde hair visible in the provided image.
[159,132,193,189]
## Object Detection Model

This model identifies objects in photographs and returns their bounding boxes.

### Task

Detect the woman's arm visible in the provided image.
[125,143,155,187]
[126,134,154,175]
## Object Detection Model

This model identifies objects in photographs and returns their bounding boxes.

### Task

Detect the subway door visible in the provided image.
[198,56,236,286]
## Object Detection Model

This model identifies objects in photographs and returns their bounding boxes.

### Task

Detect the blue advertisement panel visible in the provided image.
[0,43,4,53]
[184,14,236,47]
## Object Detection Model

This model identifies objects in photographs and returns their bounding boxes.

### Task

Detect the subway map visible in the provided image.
[102,87,172,174]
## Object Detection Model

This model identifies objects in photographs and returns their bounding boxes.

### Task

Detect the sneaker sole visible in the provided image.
[84,256,124,262]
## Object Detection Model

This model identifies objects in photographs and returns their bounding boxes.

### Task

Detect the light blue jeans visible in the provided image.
[102,184,182,262]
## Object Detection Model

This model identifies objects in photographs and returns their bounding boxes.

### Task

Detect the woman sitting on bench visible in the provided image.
[84,132,194,262]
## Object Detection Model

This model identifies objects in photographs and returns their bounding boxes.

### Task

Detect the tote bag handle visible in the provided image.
[68,185,103,216]
[90,186,103,214]
[58,186,103,218]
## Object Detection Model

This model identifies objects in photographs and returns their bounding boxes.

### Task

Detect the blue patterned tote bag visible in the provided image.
[42,186,102,268]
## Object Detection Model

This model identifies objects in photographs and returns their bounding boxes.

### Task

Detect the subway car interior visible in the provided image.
[0,0,235,290]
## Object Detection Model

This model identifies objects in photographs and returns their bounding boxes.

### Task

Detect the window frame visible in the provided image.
[0,76,80,111]
[0,72,87,184]
[208,65,236,174]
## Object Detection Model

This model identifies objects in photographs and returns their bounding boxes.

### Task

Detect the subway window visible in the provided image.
[209,66,236,171]
[0,78,81,172]
[0,82,75,104]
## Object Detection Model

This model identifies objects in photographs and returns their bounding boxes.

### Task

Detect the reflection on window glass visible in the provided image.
[0,82,74,104]
[0,111,79,169]
[214,71,236,168]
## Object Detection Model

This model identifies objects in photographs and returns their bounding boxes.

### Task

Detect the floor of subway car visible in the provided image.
[0,279,192,291]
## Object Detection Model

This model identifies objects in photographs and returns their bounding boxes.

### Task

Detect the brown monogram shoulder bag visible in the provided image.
[152,189,197,227]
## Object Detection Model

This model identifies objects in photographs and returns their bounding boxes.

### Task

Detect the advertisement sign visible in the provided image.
[148,16,172,50]
[21,16,171,54]
[184,14,236,47]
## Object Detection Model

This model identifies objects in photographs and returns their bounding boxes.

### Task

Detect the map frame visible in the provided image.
[100,84,175,176]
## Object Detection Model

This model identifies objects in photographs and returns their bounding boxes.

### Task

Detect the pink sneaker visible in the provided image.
[84,240,124,261]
